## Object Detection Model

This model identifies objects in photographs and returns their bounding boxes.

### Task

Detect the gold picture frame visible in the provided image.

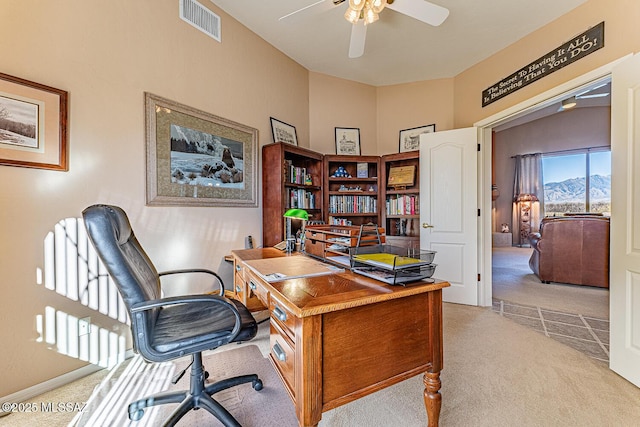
[388,165,416,187]
[145,92,258,207]
[0,72,68,171]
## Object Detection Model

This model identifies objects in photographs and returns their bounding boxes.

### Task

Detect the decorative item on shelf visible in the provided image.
[332,166,351,178]
[338,185,362,192]
[283,208,309,253]
[305,174,313,185]
[387,165,415,190]
[515,193,538,246]
[501,223,510,233]
[356,162,368,178]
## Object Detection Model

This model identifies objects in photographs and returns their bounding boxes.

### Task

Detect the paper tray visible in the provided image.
[352,265,436,285]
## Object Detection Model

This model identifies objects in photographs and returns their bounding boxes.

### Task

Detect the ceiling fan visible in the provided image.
[279,0,449,59]
[559,82,610,111]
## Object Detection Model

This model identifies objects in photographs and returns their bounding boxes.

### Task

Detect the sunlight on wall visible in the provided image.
[35,307,125,368]
[37,217,129,367]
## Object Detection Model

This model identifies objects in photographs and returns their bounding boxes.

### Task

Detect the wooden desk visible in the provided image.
[231,248,449,427]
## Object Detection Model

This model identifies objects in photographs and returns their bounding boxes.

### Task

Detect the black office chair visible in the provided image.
[82,204,262,427]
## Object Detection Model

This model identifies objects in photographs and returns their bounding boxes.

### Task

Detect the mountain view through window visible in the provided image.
[542,150,611,216]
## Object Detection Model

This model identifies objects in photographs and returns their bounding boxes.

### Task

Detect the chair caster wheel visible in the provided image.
[204,371,209,380]
[129,409,145,421]
[253,379,263,391]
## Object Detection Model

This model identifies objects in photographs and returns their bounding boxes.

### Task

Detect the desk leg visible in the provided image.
[423,370,442,426]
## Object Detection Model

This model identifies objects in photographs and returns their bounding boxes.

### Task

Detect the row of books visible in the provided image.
[328,195,377,214]
[386,194,419,216]
[289,189,316,209]
[284,160,311,185]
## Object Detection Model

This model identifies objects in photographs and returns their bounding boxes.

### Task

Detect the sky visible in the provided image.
[542,151,611,183]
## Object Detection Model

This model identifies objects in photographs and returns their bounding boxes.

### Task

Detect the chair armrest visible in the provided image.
[158,268,225,295]
[131,294,242,338]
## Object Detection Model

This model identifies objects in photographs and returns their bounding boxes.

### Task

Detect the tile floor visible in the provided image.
[491,299,610,363]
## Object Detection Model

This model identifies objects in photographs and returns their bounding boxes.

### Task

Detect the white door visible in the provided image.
[609,53,640,387]
[420,128,478,305]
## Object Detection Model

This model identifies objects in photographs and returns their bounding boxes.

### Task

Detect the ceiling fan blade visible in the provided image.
[348,21,367,58]
[387,0,450,26]
[279,0,343,21]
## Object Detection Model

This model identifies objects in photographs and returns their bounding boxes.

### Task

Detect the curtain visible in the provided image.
[512,154,544,245]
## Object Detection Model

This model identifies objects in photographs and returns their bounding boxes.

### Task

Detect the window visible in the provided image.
[542,149,611,216]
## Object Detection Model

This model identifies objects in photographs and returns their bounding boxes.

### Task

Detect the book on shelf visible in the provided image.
[289,189,315,209]
[328,194,377,214]
[386,194,419,215]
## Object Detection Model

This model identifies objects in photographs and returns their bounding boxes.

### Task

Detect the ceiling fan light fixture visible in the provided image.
[344,8,360,24]
[363,6,379,25]
[349,0,366,11]
[371,0,387,13]
[345,0,383,25]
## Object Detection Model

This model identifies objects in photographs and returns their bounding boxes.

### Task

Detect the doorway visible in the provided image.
[489,77,611,317]
[475,58,628,309]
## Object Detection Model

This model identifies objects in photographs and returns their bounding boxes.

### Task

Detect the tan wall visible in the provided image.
[0,0,308,396]
[454,0,640,127]
[376,79,455,155]
[308,72,377,155]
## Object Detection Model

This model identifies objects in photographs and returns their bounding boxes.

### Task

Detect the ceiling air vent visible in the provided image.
[180,0,221,42]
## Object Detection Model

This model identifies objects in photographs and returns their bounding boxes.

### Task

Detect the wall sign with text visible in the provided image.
[482,22,604,107]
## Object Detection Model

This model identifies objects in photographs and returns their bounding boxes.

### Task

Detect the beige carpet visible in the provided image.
[5,303,640,427]
[492,247,609,319]
[74,344,297,427]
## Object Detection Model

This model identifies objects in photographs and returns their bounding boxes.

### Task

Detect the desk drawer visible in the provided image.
[270,296,296,338]
[270,322,295,394]
[303,235,325,258]
[247,273,269,308]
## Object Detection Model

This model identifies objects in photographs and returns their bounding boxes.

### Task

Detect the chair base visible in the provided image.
[128,353,263,427]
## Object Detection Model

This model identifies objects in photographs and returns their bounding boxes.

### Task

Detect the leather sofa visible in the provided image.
[528,215,610,288]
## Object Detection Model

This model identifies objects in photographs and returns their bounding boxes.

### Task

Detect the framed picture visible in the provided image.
[399,124,436,153]
[335,127,361,155]
[145,92,258,207]
[0,72,68,171]
[270,117,297,146]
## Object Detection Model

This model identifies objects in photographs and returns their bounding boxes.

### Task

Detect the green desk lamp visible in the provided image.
[283,209,309,253]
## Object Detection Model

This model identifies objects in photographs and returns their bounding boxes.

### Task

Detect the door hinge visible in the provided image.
[477,143,481,151]
[478,209,481,217]
[478,273,481,281]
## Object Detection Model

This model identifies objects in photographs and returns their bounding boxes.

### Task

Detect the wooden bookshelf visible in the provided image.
[380,151,420,249]
[323,155,381,227]
[262,142,323,247]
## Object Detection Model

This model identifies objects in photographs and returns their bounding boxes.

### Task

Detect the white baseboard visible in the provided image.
[0,349,135,416]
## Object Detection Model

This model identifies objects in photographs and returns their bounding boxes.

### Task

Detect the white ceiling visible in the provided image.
[210,0,588,86]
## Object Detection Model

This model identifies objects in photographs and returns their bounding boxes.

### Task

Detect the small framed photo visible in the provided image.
[270,117,298,146]
[399,124,435,153]
[0,72,68,171]
[335,127,360,155]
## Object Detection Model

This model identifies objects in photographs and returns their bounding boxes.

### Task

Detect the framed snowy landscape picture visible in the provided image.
[145,93,258,207]
[0,72,67,171]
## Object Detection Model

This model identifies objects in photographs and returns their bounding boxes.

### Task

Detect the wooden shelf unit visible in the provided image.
[381,151,420,249]
[323,154,381,227]
[262,142,323,247]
